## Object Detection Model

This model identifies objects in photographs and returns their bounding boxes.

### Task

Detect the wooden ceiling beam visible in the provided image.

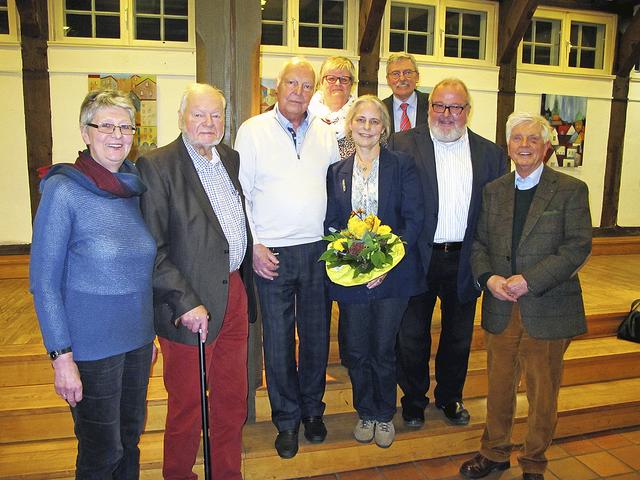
[616,10,640,76]
[497,0,540,65]
[359,0,386,54]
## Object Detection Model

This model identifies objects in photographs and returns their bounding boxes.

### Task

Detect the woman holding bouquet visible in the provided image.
[324,95,425,448]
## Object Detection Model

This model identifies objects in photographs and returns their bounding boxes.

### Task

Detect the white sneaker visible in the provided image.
[353,419,375,443]
[374,421,395,448]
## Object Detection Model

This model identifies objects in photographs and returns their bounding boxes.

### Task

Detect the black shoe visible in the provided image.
[402,409,425,428]
[275,429,299,459]
[523,474,544,480]
[460,453,510,479]
[302,416,327,443]
[437,400,470,425]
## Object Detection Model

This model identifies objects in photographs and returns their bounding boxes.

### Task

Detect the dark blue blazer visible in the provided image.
[388,126,508,303]
[324,147,426,303]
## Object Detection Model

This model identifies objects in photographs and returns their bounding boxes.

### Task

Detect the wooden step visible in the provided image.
[1,377,638,480]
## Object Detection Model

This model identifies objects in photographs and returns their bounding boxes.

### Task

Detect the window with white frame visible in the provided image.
[260,0,352,52]
[389,3,435,56]
[519,8,615,75]
[383,0,497,65]
[52,0,193,45]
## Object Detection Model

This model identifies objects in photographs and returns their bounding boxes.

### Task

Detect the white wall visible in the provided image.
[619,76,640,227]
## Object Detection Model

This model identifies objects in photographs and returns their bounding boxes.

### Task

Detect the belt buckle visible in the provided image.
[443,242,450,253]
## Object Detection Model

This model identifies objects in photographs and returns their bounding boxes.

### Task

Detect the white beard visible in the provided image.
[429,118,466,143]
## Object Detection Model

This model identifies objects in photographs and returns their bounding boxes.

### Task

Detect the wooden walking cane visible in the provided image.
[198,329,212,480]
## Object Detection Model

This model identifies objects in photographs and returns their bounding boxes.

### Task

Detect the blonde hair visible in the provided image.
[318,56,357,89]
[79,90,136,126]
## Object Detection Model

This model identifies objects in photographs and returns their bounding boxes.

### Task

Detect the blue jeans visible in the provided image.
[71,342,153,479]
[340,297,408,422]
[256,241,330,431]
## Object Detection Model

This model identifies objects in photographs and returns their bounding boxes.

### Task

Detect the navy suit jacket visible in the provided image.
[388,126,508,303]
[324,147,426,303]
[383,90,429,132]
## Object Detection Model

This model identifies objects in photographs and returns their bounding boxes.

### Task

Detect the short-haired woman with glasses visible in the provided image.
[309,55,358,159]
[30,89,156,478]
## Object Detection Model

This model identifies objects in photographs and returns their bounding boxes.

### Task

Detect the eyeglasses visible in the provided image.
[283,79,314,92]
[430,103,468,116]
[86,122,137,135]
[323,75,352,85]
[387,69,417,80]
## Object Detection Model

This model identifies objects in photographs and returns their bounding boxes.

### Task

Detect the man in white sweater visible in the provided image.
[235,57,339,459]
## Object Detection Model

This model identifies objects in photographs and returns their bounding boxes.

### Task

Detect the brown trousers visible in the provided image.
[480,305,570,474]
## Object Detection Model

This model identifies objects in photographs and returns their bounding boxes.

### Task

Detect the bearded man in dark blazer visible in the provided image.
[460,112,592,480]
[388,78,508,428]
[382,52,429,132]
[137,83,255,480]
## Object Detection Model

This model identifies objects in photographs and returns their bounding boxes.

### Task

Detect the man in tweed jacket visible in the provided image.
[460,112,592,480]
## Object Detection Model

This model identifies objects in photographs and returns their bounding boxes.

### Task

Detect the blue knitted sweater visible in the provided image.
[30,160,156,361]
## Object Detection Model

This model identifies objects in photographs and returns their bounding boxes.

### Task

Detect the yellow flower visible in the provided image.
[364,215,382,234]
[347,215,368,239]
[377,225,392,235]
[331,238,348,251]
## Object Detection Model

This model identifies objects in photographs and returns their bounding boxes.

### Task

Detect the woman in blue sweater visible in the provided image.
[30,90,156,478]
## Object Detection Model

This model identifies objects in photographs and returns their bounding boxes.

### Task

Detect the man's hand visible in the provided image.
[486,275,517,302]
[504,274,529,300]
[52,353,83,407]
[177,305,210,340]
[253,244,280,280]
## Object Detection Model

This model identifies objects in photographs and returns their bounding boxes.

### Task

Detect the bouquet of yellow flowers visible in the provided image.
[319,211,405,286]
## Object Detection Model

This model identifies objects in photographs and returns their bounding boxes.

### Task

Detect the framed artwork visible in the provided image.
[541,94,587,167]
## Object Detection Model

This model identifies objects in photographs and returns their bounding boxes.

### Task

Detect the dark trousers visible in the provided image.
[341,297,408,422]
[396,248,477,415]
[481,305,570,474]
[72,342,153,480]
[256,240,330,432]
[160,271,248,480]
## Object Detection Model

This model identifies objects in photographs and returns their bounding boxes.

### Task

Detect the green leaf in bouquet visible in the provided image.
[371,250,386,268]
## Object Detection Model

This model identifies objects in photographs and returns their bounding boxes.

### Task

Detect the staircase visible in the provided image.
[1,307,639,479]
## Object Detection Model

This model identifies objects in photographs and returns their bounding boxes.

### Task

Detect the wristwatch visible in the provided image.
[48,346,72,360]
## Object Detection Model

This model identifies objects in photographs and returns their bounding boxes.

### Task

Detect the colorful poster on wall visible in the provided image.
[88,74,158,160]
[540,94,587,168]
[260,78,277,113]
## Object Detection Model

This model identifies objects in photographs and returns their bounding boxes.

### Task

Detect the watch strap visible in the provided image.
[48,346,72,360]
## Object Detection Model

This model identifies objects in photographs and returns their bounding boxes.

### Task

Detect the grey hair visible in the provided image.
[344,94,392,144]
[430,78,472,107]
[386,52,419,74]
[79,90,136,126]
[276,57,316,87]
[506,112,552,143]
[178,83,226,115]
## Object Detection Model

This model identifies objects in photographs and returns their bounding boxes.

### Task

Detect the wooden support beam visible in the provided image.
[16,0,52,221]
[358,0,386,96]
[496,56,517,151]
[616,11,640,76]
[497,0,540,65]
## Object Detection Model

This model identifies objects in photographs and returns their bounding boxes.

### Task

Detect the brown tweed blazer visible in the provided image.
[471,166,592,339]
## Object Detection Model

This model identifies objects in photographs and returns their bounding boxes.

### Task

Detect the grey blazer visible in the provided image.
[137,136,256,346]
[471,166,592,339]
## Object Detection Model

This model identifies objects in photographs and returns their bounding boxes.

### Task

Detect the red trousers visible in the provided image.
[160,271,248,480]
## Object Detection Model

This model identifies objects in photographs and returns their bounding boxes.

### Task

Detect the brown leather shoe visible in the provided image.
[523,474,544,480]
[460,453,510,479]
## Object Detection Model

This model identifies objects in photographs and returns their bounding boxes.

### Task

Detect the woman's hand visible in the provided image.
[366,273,387,289]
[52,352,83,407]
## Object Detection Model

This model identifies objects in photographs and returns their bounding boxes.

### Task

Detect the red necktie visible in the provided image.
[399,103,411,131]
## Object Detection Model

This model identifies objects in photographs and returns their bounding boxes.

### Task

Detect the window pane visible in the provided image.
[579,50,596,69]
[164,0,188,16]
[522,44,532,63]
[165,18,188,41]
[580,25,598,47]
[523,23,532,42]
[299,0,319,23]
[323,0,343,25]
[534,46,550,65]
[445,11,459,35]
[262,0,284,22]
[66,0,91,11]
[389,32,404,52]
[444,37,458,57]
[407,8,427,31]
[461,13,480,36]
[0,0,7,6]
[136,0,161,15]
[137,16,160,40]
[461,38,480,58]
[322,27,343,49]
[535,20,553,44]
[96,15,120,38]
[390,6,405,30]
[569,49,577,67]
[407,34,427,55]
[95,0,119,12]
[299,25,319,47]
[0,11,8,35]
[570,23,578,44]
[262,24,284,45]
[65,14,92,37]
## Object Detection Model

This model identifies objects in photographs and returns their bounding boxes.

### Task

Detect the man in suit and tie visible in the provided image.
[382,52,429,132]
[388,78,508,428]
[137,83,256,480]
[460,112,592,480]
